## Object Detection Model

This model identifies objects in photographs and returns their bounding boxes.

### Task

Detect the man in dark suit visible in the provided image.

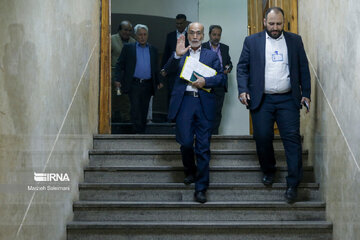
[111,20,136,123]
[202,25,233,134]
[115,24,162,134]
[237,7,311,203]
[160,14,189,107]
[166,22,226,203]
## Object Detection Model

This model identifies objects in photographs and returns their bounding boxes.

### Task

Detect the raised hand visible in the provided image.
[176,35,190,56]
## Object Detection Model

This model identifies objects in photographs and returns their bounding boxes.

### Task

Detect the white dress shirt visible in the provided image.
[264,32,291,94]
[175,47,201,92]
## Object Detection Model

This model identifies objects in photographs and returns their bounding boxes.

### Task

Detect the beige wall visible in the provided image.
[0,0,100,239]
[111,0,199,22]
[299,1,360,239]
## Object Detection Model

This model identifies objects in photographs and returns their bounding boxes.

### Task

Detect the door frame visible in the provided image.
[99,0,111,134]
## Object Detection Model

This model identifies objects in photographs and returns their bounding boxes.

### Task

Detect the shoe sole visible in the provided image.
[284,194,297,204]
[184,180,194,185]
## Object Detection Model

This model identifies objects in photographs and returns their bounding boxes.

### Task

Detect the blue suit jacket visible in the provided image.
[237,31,311,110]
[167,48,226,121]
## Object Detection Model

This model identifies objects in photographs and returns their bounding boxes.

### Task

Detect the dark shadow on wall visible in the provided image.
[2,23,38,134]
[111,13,186,123]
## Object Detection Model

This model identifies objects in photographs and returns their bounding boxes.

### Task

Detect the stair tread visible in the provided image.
[73,201,326,208]
[79,182,319,189]
[67,220,332,229]
[94,134,267,140]
[89,149,307,154]
[84,166,313,171]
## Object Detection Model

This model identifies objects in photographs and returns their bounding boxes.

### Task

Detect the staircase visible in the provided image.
[111,122,176,134]
[67,135,333,240]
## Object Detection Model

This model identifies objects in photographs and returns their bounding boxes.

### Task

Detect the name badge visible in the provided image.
[272,51,283,62]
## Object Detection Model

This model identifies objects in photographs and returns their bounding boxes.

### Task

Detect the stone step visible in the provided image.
[72,201,326,222]
[111,123,176,134]
[88,149,309,167]
[83,166,315,183]
[67,221,332,240]
[93,135,286,150]
[78,183,320,202]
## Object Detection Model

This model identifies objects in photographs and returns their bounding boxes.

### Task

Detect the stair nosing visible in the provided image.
[88,149,309,155]
[78,182,320,189]
[94,134,304,141]
[73,201,326,208]
[83,166,314,171]
[67,220,332,229]
[94,135,258,140]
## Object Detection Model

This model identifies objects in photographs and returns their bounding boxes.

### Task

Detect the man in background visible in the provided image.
[202,25,232,134]
[111,20,136,123]
[115,24,162,134]
[160,14,189,107]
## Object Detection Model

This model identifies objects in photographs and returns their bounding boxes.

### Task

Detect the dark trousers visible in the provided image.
[212,87,225,135]
[112,93,131,123]
[251,92,303,187]
[111,69,131,123]
[129,80,153,134]
[175,95,213,192]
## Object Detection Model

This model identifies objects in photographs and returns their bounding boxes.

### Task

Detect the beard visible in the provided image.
[210,39,219,46]
[266,28,283,39]
[190,40,202,48]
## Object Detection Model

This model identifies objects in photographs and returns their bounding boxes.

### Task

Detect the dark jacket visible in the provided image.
[237,30,311,110]
[161,31,189,68]
[115,42,160,94]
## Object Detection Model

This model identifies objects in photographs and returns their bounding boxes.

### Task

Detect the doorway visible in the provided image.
[99,0,253,135]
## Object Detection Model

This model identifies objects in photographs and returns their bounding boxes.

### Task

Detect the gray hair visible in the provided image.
[188,22,204,33]
[134,24,148,34]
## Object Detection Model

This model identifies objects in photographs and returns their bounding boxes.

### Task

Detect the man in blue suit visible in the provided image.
[166,22,226,203]
[237,7,311,203]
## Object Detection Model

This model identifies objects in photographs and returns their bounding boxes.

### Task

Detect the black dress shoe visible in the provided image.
[184,175,195,185]
[194,191,207,203]
[284,186,298,203]
[262,174,274,186]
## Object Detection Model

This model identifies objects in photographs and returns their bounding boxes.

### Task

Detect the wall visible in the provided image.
[298,1,360,239]
[199,0,249,134]
[0,0,100,239]
[111,0,198,22]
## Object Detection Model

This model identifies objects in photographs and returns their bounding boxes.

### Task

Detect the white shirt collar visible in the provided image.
[189,46,201,54]
[266,32,284,41]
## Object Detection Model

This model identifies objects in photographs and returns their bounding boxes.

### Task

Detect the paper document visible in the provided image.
[180,56,217,92]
